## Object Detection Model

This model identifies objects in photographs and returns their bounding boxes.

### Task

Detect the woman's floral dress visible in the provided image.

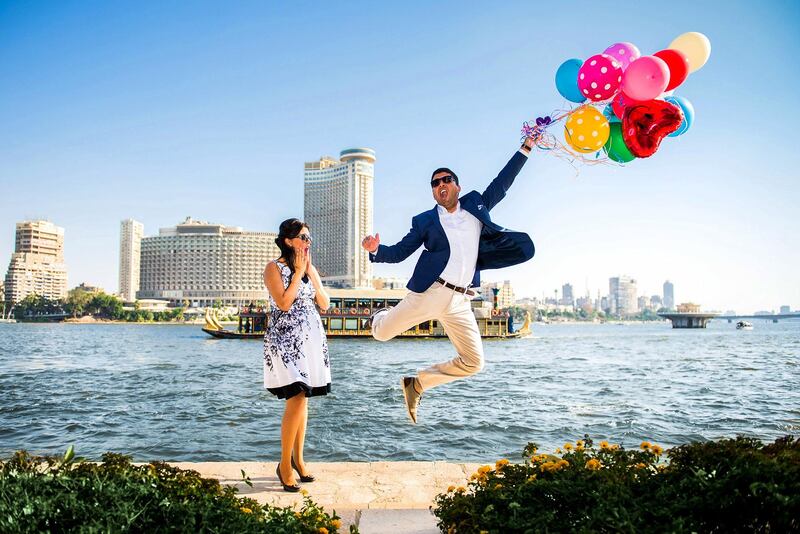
[263,260,330,399]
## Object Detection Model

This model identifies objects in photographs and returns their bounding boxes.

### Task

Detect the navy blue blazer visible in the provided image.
[370,150,535,293]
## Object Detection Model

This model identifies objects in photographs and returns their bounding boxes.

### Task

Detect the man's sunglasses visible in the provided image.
[297,234,313,243]
[430,175,457,188]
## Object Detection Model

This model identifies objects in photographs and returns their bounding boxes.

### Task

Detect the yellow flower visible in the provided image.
[657,464,667,472]
[600,441,610,449]
[540,461,555,472]
[478,465,492,474]
[494,483,503,489]
[635,462,646,469]
[300,489,309,496]
[651,445,663,456]
[447,485,456,492]
[318,529,328,534]
[556,459,569,470]
[240,507,253,514]
[495,458,510,469]
[576,444,585,452]
[585,458,602,471]
[527,474,537,483]
[555,448,562,454]
[456,486,466,493]
[576,440,584,447]
[295,512,302,518]
[331,519,342,529]
[640,441,651,450]
[563,442,573,451]
[610,444,620,451]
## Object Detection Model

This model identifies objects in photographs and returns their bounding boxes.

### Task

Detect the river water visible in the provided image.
[1,320,798,462]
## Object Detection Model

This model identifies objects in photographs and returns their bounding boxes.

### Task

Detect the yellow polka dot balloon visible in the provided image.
[564,105,610,153]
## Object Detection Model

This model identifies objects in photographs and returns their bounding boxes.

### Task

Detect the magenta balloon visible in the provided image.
[577,54,623,102]
[603,42,641,71]
[620,55,670,101]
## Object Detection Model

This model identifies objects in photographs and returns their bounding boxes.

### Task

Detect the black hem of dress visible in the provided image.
[267,381,331,400]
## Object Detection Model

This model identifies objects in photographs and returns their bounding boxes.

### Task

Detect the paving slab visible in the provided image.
[172,460,482,510]
[358,509,439,534]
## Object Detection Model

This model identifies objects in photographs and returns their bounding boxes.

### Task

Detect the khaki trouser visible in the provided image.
[371,282,484,391]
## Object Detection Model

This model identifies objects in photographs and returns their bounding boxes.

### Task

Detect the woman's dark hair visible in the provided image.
[275,218,310,278]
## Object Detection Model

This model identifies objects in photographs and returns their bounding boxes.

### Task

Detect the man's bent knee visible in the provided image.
[459,354,484,375]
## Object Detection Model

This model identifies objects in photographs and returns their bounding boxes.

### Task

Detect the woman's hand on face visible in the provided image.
[293,248,308,278]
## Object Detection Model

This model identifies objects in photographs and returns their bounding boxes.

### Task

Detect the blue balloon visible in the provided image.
[665,96,694,137]
[603,104,620,123]
[555,58,587,104]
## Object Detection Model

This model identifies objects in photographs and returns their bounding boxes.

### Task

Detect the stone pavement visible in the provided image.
[171,460,483,533]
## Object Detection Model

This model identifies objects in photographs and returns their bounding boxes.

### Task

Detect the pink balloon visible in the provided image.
[620,55,670,101]
[603,42,641,71]
[577,54,623,102]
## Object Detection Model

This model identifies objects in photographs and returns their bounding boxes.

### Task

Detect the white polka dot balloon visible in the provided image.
[577,54,622,102]
[603,42,641,71]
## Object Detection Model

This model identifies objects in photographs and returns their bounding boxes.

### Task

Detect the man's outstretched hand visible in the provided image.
[361,233,380,253]
[522,135,534,153]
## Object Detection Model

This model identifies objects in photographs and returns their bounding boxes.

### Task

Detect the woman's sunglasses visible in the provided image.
[296,234,313,243]
[430,175,457,188]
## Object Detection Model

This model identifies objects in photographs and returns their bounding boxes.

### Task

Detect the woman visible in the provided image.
[263,218,331,492]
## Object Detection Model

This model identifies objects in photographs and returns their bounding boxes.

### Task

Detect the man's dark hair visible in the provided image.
[431,167,459,185]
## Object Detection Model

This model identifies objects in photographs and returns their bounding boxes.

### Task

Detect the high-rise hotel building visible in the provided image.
[304,148,375,288]
[136,217,280,307]
[609,275,638,317]
[663,280,675,310]
[118,219,144,302]
[4,220,68,303]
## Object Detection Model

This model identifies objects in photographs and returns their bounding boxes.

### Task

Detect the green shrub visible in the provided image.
[433,436,800,533]
[0,448,353,533]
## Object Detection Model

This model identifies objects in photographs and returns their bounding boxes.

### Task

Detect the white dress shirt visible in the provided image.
[437,202,482,287]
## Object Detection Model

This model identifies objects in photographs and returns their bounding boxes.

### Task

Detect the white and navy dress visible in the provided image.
[263,260,331,399]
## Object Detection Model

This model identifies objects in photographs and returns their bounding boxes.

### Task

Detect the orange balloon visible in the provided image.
[564,105,610,153]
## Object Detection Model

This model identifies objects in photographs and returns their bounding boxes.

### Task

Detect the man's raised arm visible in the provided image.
[363,221,423,264]
[481,137,533,212]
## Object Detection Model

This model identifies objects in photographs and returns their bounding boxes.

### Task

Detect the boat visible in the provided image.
[202,307,265,339]
[201,287,530,340]
[736,321,753,330]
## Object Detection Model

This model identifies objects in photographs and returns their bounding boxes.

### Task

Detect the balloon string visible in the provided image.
[521,100,622,170]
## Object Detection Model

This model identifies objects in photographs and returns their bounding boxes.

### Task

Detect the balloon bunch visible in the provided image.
[525,32,710,165]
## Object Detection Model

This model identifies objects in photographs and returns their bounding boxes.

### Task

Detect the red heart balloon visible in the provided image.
[622,100,684,158]
[611,91,647,120]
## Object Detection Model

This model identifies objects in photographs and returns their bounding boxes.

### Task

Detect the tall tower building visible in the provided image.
[561,283,574,307]
[609,275,637,317]
[4,220,68,303]
[304,148,375,288]
[118,219,144,302]
[663,280,675,310]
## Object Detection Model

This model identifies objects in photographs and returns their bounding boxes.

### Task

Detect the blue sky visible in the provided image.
[1,1,798,313]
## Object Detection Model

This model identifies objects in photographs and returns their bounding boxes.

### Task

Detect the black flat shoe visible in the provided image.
[276,464,300,492]
[291,456,316,483]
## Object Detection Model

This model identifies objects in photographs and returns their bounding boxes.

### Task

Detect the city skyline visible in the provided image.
[0,215,794,315]
[1,1,798,313]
